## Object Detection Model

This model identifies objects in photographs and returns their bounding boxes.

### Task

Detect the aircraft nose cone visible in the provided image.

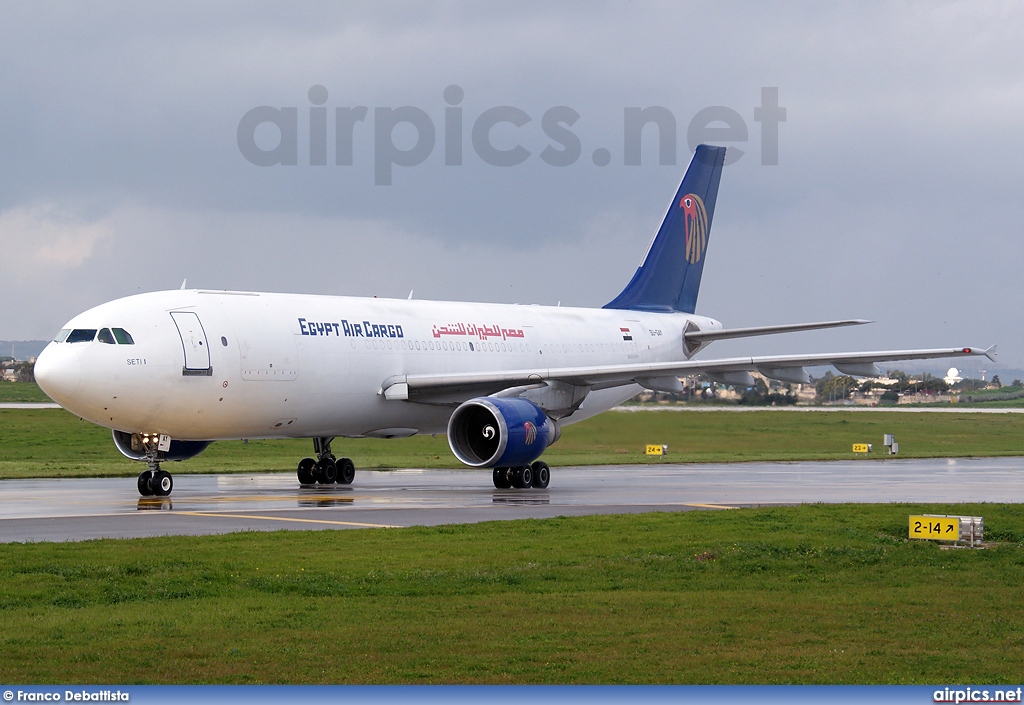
[34,344,81,403]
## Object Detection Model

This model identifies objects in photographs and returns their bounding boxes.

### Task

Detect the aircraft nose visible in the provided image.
[34,344,81,403]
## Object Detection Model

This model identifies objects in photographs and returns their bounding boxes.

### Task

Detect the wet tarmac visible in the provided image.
[1,457,1022,543]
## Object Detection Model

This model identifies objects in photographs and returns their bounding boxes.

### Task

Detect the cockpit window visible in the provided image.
[97,328,116,344]
[66,329,97,343]
[112,328,135,345]
[54,329,71,343]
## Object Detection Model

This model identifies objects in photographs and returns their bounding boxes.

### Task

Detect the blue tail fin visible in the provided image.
[604,144,726,313]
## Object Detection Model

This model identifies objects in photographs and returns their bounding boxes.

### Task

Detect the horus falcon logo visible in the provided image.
[679,193,708,264]
[523,421,537,445]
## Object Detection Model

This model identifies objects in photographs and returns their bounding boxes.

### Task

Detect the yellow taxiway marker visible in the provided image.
[682,503,739,510]
[177,511,401,529]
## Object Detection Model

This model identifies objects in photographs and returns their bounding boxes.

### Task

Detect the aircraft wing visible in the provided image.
[380,345,996,405]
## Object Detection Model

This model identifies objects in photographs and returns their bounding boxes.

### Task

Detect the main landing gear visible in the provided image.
[137,445,173,497]
[492,461,550,490]
[297,437,355,486]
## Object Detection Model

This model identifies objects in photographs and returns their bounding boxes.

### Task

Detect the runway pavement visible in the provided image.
[1,457,1022,543]
[0,402,61,409]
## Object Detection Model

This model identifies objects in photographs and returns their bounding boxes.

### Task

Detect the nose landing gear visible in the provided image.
[136,444,173,497]
[297,437,356,486]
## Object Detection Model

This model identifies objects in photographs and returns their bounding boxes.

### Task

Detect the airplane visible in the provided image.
[33,144,994,497]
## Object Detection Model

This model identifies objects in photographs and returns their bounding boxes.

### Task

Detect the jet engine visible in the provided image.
[447,397,560,468]
[112,430,212,462]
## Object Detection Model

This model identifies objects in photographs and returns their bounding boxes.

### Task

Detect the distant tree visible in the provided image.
[13,361,34,383]
[738,378,797,406]
[817,375,857,402]
[887,370,910,385]
[738,378,768,405]
[992,375,1002,388]
[879,390,900,403]
[909,375,949,395]
[814,371,834,398]
[1013,379,1022,388]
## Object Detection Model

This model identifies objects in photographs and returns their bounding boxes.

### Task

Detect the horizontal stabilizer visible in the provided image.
[685,319,870,343]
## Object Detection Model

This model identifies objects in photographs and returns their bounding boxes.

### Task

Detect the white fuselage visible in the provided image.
[35,290,721,441]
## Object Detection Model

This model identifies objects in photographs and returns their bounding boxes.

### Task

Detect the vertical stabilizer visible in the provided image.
[604,144,726,313]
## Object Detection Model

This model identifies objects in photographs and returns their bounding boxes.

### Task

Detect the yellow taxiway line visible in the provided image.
[177,511,401,529]
[682,503,739,510]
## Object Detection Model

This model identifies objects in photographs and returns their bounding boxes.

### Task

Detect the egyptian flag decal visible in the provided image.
[620,327,633,341]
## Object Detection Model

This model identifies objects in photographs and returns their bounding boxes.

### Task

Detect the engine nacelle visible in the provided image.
[447,397,560,468]
[112,430,212,462]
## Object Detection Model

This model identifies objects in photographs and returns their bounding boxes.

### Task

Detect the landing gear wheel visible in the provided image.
[512,465,533,489]
[151,470,173,497]
[316,457,338,484]
[492,467,512,489]
[530,461,550,489]
[297,457,316,485]
[337,457,355,485]
[137,471,154,496]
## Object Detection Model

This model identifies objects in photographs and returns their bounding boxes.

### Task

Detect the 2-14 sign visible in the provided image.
[909,515,960,540]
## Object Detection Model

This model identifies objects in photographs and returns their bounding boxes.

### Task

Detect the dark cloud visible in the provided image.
[1,2,1018,367]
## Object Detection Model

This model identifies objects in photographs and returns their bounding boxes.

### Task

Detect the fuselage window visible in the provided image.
[66,329,97,343]
[54,329,71,343]
[97,328,116,344]
[113,328,135,345]
[220,336,228,347]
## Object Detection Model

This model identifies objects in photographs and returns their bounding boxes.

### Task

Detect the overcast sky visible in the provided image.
[1,1,1020,372]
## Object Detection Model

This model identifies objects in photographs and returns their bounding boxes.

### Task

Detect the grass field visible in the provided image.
[2,407,1024,480]
[3,400,1023,684]
[0,505,1022,684]
[0,381,51,402]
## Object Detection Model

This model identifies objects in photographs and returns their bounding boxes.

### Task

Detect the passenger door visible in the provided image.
[170,311,213,376]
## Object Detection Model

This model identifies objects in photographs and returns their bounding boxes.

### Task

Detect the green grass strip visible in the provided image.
[3,408,1024,479]
[1,505,1022,683]
[0,382,51,403]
